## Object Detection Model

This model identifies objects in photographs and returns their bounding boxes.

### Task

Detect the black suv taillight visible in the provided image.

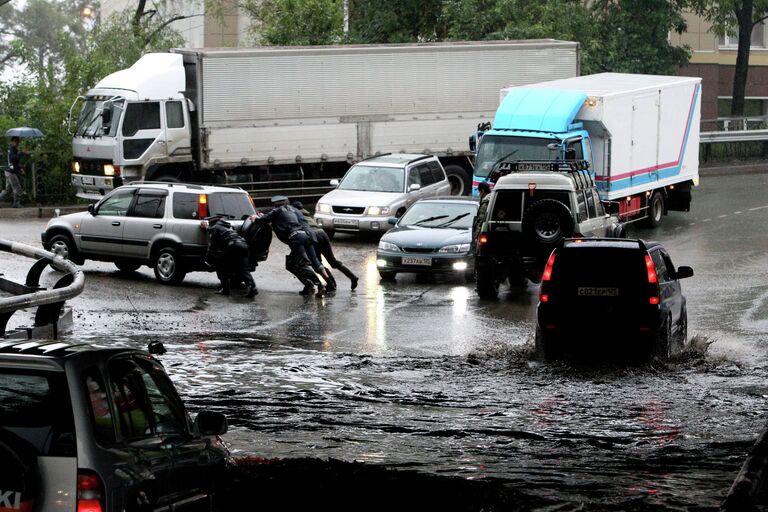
[77,470,104,512]
[539,251,556,302]
[645,254,661,305]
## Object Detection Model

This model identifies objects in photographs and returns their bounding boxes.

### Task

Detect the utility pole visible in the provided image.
[343,0,349,34]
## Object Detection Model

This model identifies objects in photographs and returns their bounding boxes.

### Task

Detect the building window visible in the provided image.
[719,22,766,48]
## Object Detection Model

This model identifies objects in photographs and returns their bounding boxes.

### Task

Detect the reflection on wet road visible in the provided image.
[2,171,768,510]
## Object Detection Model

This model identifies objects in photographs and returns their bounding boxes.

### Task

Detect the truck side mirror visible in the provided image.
[101,109,112,125]
[469,133,477,152]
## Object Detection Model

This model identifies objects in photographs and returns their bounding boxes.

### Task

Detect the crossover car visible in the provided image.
[314,153,451,237]
[535,238,693,361]
[376,197,478,281]
[0,339,229,511]
[474,161,625,299]
[42,182,261,284]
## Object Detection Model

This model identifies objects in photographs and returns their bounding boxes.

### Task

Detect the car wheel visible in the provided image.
[675,305,688,352]
[653,314,672,360]
[523,199,574,245]
[47,233,83,265]
[443,164,470,196]
[476,267,500,299]
[647,192,665,228]
[379,271,396,281]
[115,260,141,273]
[153,247,186,285]
[464,269,475,283]
[535,325,561,362]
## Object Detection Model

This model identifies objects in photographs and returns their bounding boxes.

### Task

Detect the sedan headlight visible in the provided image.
[317,203,332,213]
[367,206,391,216]
[438,243,471,254]
[378,241,401,252]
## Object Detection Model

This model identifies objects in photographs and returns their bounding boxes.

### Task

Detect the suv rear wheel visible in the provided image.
[523,199,574,245]
[154,247,186,285]
[535,326,562,361]
[653,314,672,359]
[476,267,501,299]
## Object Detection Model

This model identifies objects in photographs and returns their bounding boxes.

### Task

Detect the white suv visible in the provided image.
[42,182,257,284]
[314,154,451,237]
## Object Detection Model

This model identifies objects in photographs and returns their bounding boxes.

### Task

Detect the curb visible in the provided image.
[0,205,86,220]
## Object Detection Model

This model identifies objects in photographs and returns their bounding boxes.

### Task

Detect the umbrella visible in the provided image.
[5,127,44,138]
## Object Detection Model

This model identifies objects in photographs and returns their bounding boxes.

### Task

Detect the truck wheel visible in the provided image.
[443,164,470,196]
[523,199,574,245]
[476,267,501,299]
[153,247,186,285]
[647,192,665,228]
[47,233,84,266]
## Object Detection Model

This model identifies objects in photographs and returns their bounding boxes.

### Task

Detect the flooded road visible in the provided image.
[2,170,768,509]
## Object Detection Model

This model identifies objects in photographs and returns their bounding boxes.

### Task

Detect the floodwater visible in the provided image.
[2,170,768,510]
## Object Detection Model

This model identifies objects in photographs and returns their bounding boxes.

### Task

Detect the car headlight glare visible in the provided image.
[368,206,391,216]
[378,241,401,252]
[317,203,331,213]
[438,243,471,253]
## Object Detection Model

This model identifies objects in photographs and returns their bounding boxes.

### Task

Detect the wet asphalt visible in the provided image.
[2,170,768,510]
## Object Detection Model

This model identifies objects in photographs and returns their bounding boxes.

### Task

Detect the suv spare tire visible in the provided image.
[0,434,38,512]
[523,199,574,245]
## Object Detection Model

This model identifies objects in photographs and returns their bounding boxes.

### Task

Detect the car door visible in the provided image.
[405,165,425,207]
[417,163,437,197]
[578,189,610,237]
[652,249,683,326]
[122,189,168,260]
[79,188,137,256]
[106,356,176,510]
[164,100,191,159]
[428,161,452,195]
[134,356,223,511]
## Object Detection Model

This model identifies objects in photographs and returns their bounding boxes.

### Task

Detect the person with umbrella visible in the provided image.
[1,136,28,208]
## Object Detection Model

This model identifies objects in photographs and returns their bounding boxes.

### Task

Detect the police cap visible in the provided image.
[271,195,289,204]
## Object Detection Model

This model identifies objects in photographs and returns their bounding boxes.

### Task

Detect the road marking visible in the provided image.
[718,214,728,218]
[735,211,742,215]
[702,218,712,222]
[748,205,768,211]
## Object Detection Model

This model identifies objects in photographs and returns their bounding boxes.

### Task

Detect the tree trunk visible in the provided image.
[732,0,754,117]
[133,0,147,36]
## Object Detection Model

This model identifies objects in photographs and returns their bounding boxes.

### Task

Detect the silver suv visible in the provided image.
[42,182,256,284]
[474,161,625,299]
[0,339,229,512]
[314,154,451,237]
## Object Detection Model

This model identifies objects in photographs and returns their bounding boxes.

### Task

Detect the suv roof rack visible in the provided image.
[490,159,594,190]
[407,154,433,165]
[358,153,393,163]
[127,181,205,190]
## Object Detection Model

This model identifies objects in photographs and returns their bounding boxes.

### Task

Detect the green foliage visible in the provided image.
[349,0,444,43]
[244,0,345,45]
[0,2,183,204]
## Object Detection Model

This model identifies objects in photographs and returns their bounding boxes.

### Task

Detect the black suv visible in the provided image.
[0,340,229,511]
[535,238,693,360]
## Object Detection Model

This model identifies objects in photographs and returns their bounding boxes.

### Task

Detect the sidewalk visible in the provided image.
[0,161,764,220]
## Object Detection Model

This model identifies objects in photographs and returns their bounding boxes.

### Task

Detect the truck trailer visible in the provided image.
[69,40,579,201]
[472,73,701,226]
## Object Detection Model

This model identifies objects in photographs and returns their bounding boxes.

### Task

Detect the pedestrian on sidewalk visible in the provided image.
[1,137,27,208]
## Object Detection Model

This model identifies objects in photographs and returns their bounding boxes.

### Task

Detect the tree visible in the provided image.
[243,0,345,45]
[348,0,443,43]
[693,0,768,116]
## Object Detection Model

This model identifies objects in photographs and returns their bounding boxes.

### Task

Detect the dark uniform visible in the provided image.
[257,197,325,297]
[293,201,359,290]
[206,218,257,297]
[472,182,491,244]
[238,214,273,270]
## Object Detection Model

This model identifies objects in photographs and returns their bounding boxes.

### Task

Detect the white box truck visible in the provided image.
[68,40,579,202]
[472,72,701,226]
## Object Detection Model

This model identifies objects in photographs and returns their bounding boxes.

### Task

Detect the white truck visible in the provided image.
[471,73,702,226]
[69,40,580,202]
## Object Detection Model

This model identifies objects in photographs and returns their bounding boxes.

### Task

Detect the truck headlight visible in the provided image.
[317,203,331,213]
[72,161,80,173]
[378,241,401,252]
[367,206,391,216]
[104,164,115,176]
[438,243,471,254]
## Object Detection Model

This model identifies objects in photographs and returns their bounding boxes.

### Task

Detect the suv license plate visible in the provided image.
[333,218,359,227]
[402,256,431,266]
[577,287,619,297]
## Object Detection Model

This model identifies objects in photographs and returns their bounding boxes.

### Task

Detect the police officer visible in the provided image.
[293,201,359,291]
[472,181,491,244]
[238,212,273,271]
[256,196,326,297]
[204,216,257,298]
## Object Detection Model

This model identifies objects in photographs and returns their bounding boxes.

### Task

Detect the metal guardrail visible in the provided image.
[0,239,84,339]
[700,129,768,143]
[226,177,336,206]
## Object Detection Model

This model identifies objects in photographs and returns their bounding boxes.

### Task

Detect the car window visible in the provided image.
[173,192,200,219]
[0,370,75,456]
[417,164,435,186]
[591,190,605,216]
[134,356,188,435]
[122,102,161,137]
[575,191,587,221]
[567,140,584,160]
[651,250,670,282]
[208,192,255,220]
[408,168,422,187]
[98,189,136,216]
[108,358,154,440]
[131,192,167,219]
[429,161,446,183]
[491,191,523,222]
[585,190,598,218]
[84,367,116,445]
[165,101,184,129]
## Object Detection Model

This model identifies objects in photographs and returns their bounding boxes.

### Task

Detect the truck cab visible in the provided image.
[70,54,194,200]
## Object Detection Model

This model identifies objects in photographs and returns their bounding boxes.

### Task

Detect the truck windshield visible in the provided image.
[75,97,124,138]
[474,135,557,178]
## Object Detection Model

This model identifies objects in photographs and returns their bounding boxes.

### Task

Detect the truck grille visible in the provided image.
[332,206,365,215]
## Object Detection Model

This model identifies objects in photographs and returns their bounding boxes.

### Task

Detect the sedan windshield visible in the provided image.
[399,202,478,229]
[339,165,404,193]
[75,97,124,138]
[474,135,557,178]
